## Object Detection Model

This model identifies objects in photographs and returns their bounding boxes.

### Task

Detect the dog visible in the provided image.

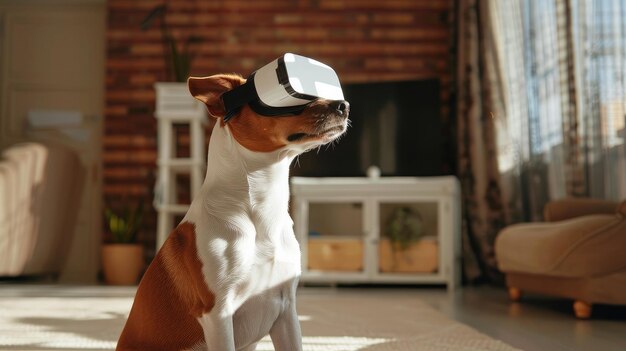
[116,73,349,351]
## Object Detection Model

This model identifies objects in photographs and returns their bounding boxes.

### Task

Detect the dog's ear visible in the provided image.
[188,74,244,118]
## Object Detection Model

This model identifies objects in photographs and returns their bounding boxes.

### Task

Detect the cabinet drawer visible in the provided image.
[379,238,438,273]
[308,237,363,272]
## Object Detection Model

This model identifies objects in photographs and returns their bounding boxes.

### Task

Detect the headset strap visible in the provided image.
[221,72,312,121]
[222,77,257,122]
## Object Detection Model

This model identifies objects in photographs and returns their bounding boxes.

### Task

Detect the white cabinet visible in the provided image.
[291,176,461,289]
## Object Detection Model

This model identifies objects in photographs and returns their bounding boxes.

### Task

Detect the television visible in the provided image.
[291,79,450,177]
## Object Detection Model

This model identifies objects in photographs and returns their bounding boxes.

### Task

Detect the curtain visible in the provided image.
[577,0,626,199]
[457,0,508,282]
[457,0,626,282]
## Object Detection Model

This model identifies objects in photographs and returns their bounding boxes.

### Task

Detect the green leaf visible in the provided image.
[140,5,166,31]
[104,200,144,244]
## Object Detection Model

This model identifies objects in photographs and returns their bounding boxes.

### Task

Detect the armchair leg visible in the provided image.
[508,287,522,302]
[573,300,592,319]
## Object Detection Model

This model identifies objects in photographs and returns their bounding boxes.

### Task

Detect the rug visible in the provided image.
[0,287,521,351]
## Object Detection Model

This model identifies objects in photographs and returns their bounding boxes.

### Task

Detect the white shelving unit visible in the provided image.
[154,82,207,249]
[291,176,462,289]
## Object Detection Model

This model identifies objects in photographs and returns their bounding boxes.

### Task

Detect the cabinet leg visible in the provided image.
[573,300,592,319]
[508,287,521,302]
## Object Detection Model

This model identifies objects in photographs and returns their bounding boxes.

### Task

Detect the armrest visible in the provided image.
[543,197,618,222]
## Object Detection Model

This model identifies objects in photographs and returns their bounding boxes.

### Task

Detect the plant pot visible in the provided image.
[101,244,144,285]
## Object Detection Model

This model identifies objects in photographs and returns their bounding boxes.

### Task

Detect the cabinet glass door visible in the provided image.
[306,202,365,273]
[378,201,439,274]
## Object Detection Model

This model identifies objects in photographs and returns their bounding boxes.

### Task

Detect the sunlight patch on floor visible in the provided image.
[0,328,116,349]
[256,335,391,351]
[0,297,129,350]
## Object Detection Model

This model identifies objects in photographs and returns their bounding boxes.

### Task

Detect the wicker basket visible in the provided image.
[378,238,438,273]
[308,237,363,272]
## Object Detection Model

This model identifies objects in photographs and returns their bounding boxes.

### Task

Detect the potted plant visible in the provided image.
[141,3,201,83]
[101,201,145,285]
[379,206,439,273]
[386,207,424,251]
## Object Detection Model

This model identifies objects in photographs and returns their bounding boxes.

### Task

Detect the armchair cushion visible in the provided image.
[495,207,626,278]
[543,198,618,222]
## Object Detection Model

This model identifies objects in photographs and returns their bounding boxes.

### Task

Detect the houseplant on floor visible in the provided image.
[101,201,144,285]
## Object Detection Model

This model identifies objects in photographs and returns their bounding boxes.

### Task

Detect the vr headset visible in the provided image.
[222,53,344,121]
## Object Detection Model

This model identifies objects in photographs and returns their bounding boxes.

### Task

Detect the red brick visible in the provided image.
[319,0,450,11]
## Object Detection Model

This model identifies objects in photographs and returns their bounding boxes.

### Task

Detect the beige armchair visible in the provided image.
[0,141,83,277]
[495,198,626,318]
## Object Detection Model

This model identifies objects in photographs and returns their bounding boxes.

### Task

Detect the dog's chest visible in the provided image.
[240,212,301,289]
[230,224,300,347]
[190,203,301,292]
[190,208,301,347]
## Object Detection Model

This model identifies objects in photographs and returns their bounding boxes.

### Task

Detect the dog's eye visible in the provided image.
[287,133,308,142]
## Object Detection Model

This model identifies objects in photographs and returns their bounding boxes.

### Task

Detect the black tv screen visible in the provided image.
[291,79,448,177]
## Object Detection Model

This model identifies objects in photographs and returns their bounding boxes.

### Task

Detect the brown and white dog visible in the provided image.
[116,74,349,351]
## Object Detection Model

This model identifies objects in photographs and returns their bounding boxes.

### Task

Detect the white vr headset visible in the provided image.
[222,53,345,121]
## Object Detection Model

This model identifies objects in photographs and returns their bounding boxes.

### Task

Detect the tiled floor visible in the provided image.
[417,286,626,351]
[0,284,624,351]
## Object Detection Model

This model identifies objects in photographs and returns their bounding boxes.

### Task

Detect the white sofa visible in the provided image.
[0,141,83,277]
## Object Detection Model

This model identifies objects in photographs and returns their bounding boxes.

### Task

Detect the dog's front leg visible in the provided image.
[269,302,303,351]
[198,308,236,351]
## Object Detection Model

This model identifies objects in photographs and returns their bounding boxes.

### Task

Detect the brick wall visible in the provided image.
[105,0,455,254]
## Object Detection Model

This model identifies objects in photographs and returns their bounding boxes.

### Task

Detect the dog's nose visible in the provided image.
[332,100,350,116]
